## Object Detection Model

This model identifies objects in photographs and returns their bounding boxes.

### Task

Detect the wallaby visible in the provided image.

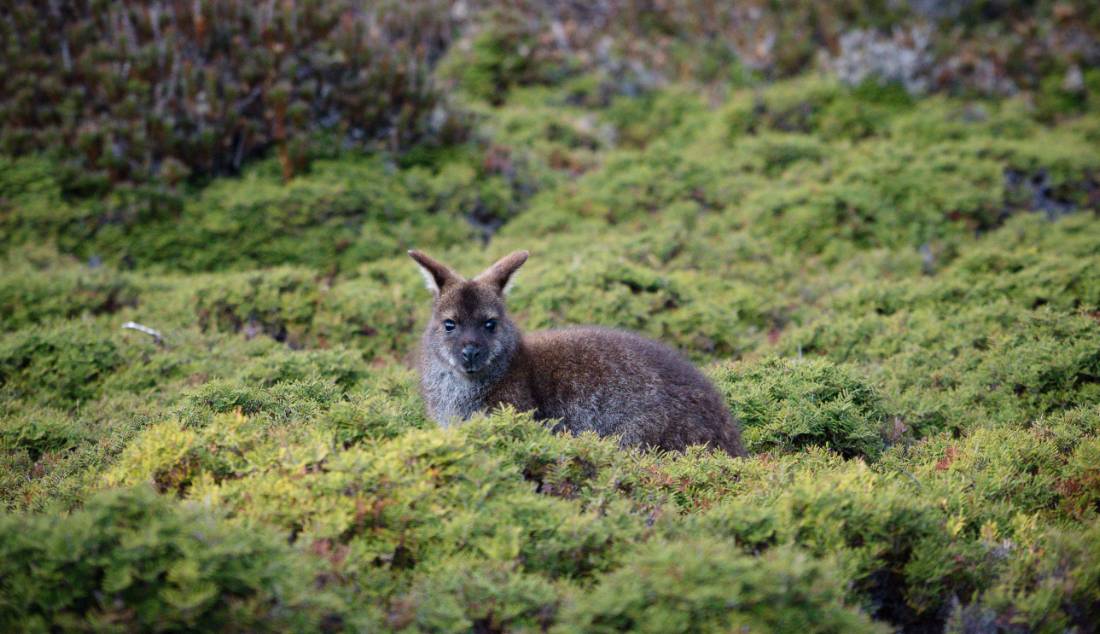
[408,249,747,457]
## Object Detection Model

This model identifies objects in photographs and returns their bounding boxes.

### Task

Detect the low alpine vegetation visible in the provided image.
[2,3,1100,631]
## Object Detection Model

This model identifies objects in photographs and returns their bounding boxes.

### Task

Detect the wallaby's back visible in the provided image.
[489,327,746,456]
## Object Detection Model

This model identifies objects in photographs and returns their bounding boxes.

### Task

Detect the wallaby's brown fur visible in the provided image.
[408,249,747,457]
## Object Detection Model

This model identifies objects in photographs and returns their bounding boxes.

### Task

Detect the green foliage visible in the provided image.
[558,539,884,633]
[391,559,558,632]
[0,487,332,632]
[878,406,1100,528]
[439,10,553,105]
[0,323,123,407]
[713,357,889,459]
[602,89,710,149]
[784,290,1100,435]
[194,268,323,347]
[952,523,1100,632]
[182,379,342,428]
[147,158,475,272]
[187,260,429,359]
[3,11,1100,630]
[324,366,431,446]
[0,156,489,271]
[691,461,988,629]
[0,404,88,461]
[235,347,369,390]
[0,248,138,331]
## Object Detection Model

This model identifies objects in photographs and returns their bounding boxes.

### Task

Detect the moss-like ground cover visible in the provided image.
[3,58,1100,632]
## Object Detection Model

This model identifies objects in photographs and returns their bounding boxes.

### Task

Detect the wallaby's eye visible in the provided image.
[484,319,497,332]
[442,319,456,332]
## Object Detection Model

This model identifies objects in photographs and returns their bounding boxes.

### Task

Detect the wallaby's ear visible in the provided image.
[475,250,529,295]
[408,250,461,296]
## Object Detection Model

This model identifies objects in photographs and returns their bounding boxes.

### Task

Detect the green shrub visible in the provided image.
[0,265,137,332]
[310,263,428,361]
[0,405,88,461]
[459,408,758,517]
[105,406,335,496]
[102,420,200,494]
[557,538,884,633]
[0,324,123,407]
[886,97,1038,144]
[2,16,1100,631]
[952,524,1100,633]
[0,388,181,513]
[400,145,535,240]
[817,81,915,140]
[190,259,429,357]
[878,420,1090,529]
[698,462,986,629]
[0,487,333,632]
[439,10,553,105]
[235,347,369,389]
[143,157,481,272]
[197,412,636,580]
[602,88,709,149]
[1057,434,1100,520]
[713,357,889,459]
[505,250,774,359]
[732,133,829,176]
[194,268,322,347]
[784,298,1100,435]
[744,139,1004,255]
[0,157,87,250]
[323,366,430,446]
[0,155,488,272]
[181,378,342,428]
[389,559,559,632]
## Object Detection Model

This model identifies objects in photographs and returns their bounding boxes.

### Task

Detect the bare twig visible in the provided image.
[122,321,165,346]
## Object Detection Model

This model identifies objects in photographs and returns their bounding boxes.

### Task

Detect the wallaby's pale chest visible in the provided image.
[420,361,488,425]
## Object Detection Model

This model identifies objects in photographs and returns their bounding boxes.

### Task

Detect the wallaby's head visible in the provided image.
[408,250,528,378]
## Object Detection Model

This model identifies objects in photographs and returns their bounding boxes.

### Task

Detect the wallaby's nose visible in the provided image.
[461,345,482,366]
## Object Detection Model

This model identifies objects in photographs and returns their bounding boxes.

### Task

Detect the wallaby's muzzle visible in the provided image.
[460,345,483,372]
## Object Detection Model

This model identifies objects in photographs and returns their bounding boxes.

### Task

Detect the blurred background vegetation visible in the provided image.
[3,0,1098,270]
[2,1,1100,632]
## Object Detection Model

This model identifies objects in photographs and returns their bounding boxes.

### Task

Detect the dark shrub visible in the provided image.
[0,1,455,186]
